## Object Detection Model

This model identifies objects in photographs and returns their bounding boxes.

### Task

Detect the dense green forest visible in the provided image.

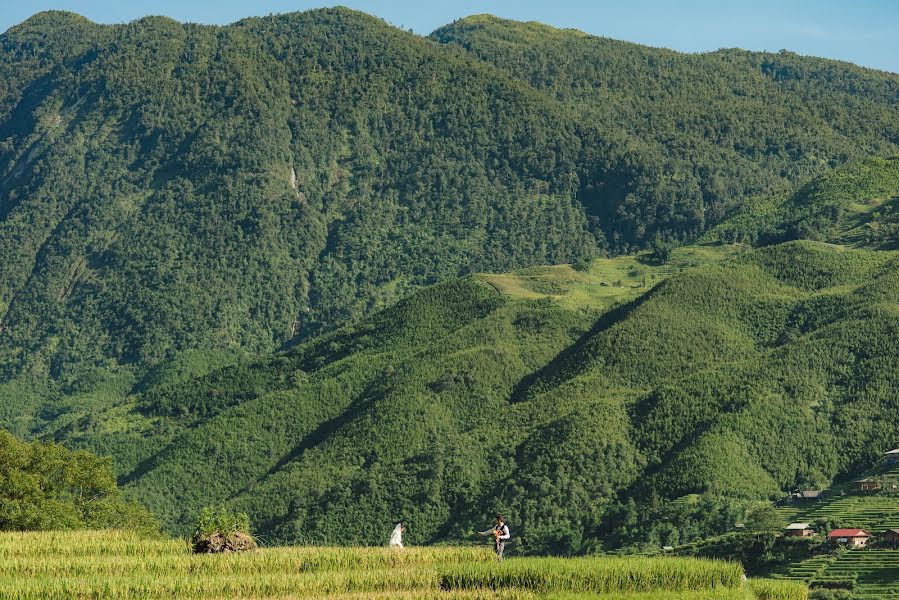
[2,7,899,556]
[1,8,898,393]
[64,232,899,553]
[50,150,899,551]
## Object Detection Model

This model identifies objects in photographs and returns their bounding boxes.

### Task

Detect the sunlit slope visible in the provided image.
[55,240,899,556]
[708,156,899,247]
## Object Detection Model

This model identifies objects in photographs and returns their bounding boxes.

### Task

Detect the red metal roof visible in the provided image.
[828,529,871,538]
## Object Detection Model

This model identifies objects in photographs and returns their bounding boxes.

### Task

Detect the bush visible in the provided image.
[191,507,255,553]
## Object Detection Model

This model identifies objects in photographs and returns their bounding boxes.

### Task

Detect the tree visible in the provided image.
[650,239,674,265]
[745,505,783,532]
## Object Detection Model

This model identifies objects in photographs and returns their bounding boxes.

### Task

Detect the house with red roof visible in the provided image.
[828,529,872,548]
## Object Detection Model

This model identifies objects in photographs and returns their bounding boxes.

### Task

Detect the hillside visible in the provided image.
[40,237,898,558]
[4,6,899,566]
[432,15,899,250]
[708,156,899,247]
[1,8,899,406]
[674,459,899,598]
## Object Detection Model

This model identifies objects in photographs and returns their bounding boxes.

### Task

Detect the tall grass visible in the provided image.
[439,556,745,593]
[0,531,802,600]
[748,579,809,600]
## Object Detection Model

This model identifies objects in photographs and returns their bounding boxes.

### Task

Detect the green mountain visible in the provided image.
[61,234,899,553]
[1,8,899,396]
[3,7,899,560]
[433,15,899,250]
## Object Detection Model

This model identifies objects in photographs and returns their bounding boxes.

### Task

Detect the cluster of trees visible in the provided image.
[0,429,156,532]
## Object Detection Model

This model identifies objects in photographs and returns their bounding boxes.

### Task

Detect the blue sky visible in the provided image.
[4,1,898,73]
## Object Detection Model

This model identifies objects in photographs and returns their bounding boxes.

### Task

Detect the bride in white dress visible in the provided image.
[389,523,405,548]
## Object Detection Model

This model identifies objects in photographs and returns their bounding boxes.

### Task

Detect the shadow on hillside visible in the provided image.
[509,286,659,403]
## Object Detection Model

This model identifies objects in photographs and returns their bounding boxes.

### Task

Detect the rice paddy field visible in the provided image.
[774,549,899,600]
[0,530,806,600]
[770,461,899,597]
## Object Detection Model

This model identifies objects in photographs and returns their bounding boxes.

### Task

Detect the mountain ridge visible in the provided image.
[3,7,899,561]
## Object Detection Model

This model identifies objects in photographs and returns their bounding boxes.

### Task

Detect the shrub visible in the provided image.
[191,507,255,553]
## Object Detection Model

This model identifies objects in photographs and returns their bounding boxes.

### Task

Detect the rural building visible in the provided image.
[828,529,872,548]
[784,523,815,537]
[792,490,823,501]
[884,529,899,547]
[856,478,882,492]
[884,449,899,465]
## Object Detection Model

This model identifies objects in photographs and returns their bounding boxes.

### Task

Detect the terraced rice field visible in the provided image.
[819,550,899,600]
[0,530,805,599]
[772,550,899,599]
[770,554,837,583]
[789,496,899,530]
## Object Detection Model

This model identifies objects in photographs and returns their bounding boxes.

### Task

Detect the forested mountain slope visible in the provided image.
[3,8,899,555]
[433,15,899,250]
[0,8,601,385]
[1,8,898,398]
[54,238,899,555]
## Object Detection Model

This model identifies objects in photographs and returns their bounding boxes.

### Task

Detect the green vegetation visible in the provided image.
[1,7,899,411]
[481,243,742,311]
[0,430,157,533]
[4,6,899,594]
[440,556,744,593]
[433,16,899,252]
[190,506,253,553]
[0,529,798,599]
[708,157,899,246]
[36,236,899,559]
[749,579,809,600]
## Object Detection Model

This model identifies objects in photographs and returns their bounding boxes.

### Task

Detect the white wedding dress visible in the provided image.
[389,523,403,548]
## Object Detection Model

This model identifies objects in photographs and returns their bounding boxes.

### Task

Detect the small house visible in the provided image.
[793,490,823,502]
[884,449,899,465]
[828,529,872,548]
[856,478,882,492]
[884,529,899,547]
[784,523,815,537]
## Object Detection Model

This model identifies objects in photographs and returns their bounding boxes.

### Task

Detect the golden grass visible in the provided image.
[0,530,803,599]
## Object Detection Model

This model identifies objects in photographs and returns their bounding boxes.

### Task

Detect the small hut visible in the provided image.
[784,523,815,537]
[883,529,899,547]
[856,478,882,492]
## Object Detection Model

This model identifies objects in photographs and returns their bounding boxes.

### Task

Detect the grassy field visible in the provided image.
[0,530,805,600]
[479,243,745,311]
